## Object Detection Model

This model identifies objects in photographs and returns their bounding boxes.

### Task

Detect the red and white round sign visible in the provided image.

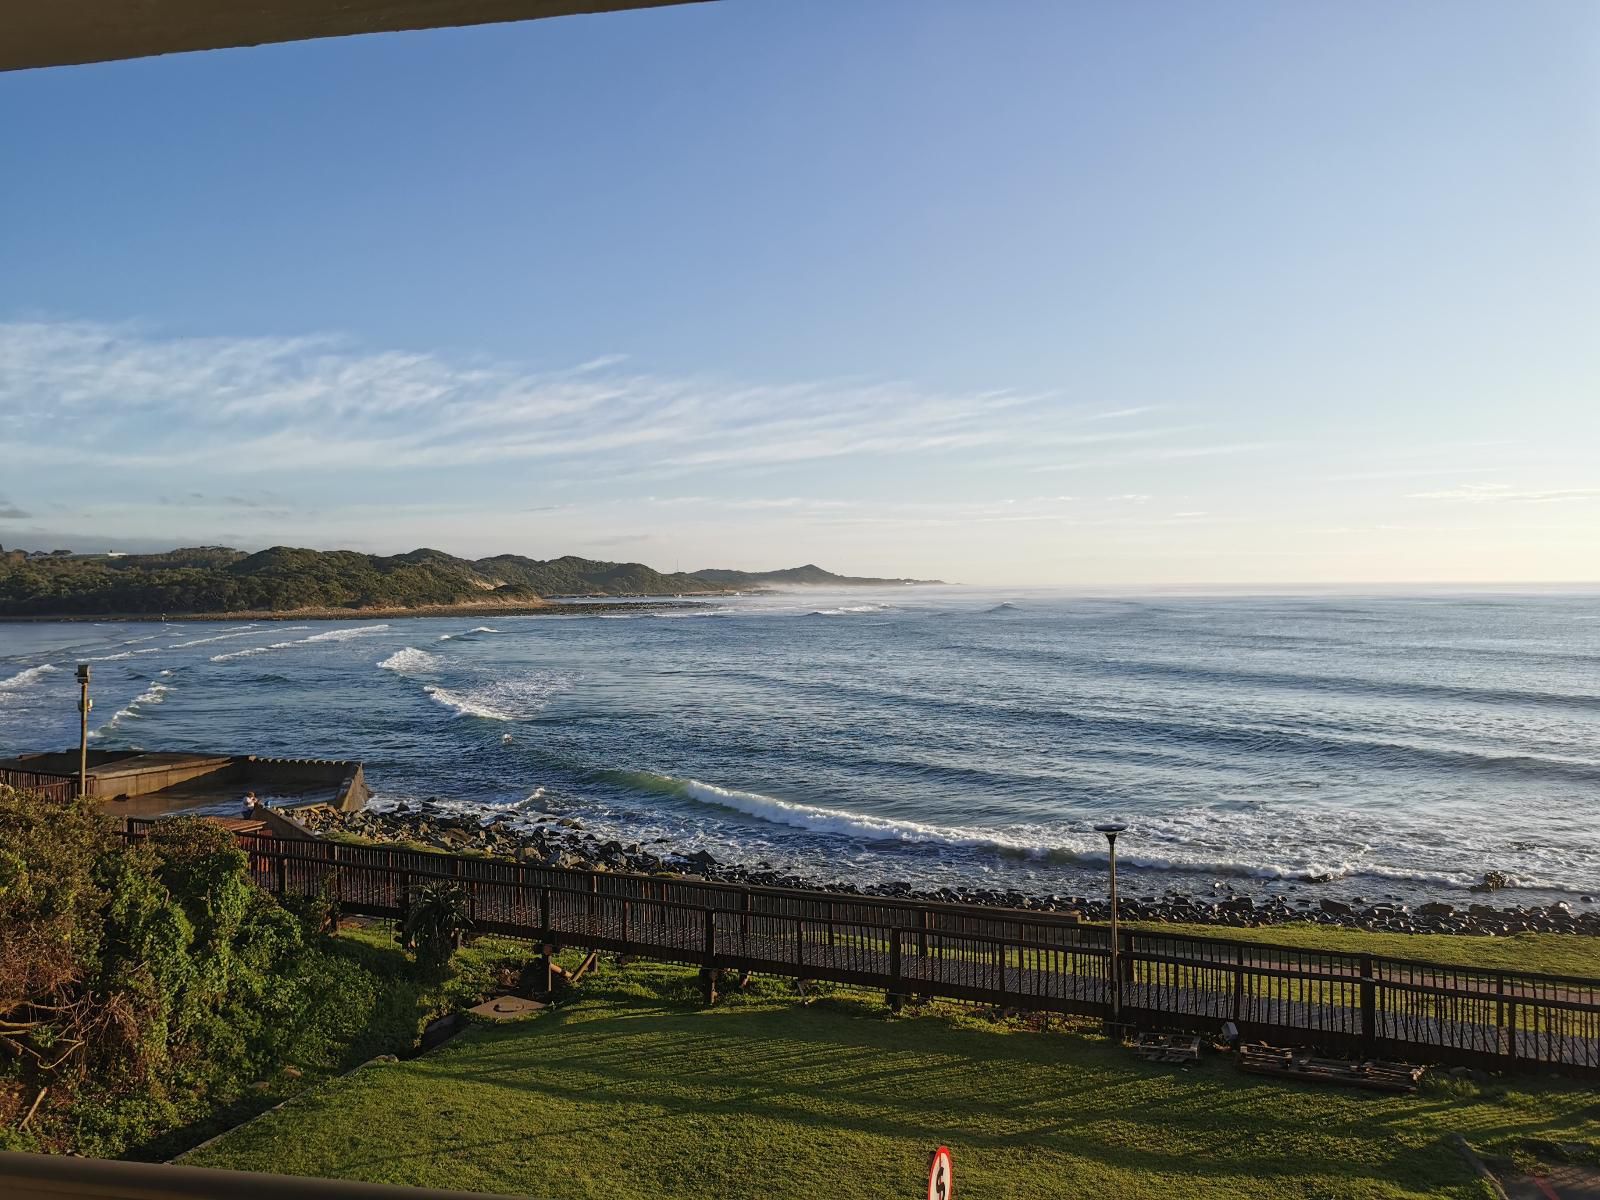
[927,1146,954,1200]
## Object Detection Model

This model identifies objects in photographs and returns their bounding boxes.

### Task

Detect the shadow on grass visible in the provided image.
[320,994,1478,1196]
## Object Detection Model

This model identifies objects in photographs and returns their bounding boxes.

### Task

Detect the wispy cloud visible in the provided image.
[0,321,1231,485]
[0,320,1084,477]
[1409,483,1600,504]
[1029,443,1272,472]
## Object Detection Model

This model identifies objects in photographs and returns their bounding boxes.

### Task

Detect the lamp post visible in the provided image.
[76,663,92,798]
[1094,821,1127,1033]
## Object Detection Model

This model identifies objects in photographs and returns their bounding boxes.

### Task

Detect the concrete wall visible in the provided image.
[245,757,370,811]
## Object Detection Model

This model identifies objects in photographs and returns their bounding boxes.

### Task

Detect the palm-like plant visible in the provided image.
[399,881,470,978]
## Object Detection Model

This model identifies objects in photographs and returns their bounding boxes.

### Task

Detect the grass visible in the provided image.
[183,931,1600,1200]
[1137,923,1600,978]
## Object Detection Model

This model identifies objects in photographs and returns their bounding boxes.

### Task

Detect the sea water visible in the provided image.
[3,587,1598,907]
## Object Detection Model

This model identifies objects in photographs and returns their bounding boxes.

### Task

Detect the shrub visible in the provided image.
[399,882,471,980]
[0,793,322,1153]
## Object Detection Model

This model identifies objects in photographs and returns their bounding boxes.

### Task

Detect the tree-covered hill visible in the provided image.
[0,545,939,616]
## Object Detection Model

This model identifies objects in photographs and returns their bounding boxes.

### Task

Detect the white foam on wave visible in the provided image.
[379,647,442,674]
[438,626,501,640]
[673,776,1016,847]
[210,623,391,663]
[302,624,391,643]
[90,680,173,738]
[810,604,892,616]
[212,643,292,662]
[644,774,1572,892]
[170,626,300,648]
[0,663,58,692]
[424,673,573,721]
[85,647,165,662]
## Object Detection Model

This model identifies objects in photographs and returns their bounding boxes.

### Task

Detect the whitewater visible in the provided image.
[3,587,1599,906]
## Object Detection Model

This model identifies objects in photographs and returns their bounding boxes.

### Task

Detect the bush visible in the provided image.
[399,882,471,980]
[0,794,363,1154]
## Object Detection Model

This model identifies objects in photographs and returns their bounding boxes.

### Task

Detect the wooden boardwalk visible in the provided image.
[128,824,1600,1076]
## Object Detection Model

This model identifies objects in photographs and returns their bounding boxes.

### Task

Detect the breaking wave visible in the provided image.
[91,680,173,738]
[423,673,573,721]
[379,647,442,674]
[211,624,392,662]
[606,771,1563,892]
[438,626,501,641]
[170,626,306,648]
[0,663,59,692]
[212,643,293,663]
[302,624,391,643]
[85,647,164,662]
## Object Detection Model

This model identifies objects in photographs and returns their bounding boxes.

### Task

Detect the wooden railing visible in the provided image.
[122,819,1600,1075]
[1,768,77,803]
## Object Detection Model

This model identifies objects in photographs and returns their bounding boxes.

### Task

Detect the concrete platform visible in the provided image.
[0,748,370,819]
[468,995,548,1022]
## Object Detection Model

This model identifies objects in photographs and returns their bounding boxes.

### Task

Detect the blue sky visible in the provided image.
[1,0,1597,583]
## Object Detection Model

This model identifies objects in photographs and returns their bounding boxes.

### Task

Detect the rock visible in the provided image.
[1419,901,1456,916]
[1319,899,1354,917]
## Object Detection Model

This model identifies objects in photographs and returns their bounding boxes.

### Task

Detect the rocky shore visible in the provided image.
[293,800,1600,939]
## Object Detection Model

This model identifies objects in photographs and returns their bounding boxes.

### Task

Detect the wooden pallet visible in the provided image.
[1238,1044,1424,1093]
[1130,1033,1202,1064]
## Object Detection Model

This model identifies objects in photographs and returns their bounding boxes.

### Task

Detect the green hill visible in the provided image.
[0,545,939,616]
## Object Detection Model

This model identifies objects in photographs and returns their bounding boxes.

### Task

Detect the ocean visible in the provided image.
[3,588,1598,907]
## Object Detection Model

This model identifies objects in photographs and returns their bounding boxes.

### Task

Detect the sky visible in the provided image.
[1,0,1597,585]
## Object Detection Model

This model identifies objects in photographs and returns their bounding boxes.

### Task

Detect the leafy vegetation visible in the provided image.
[0,786,508,1158]
[0,545,934,616]
[185,952,1600,1199]
[399,882,472,981]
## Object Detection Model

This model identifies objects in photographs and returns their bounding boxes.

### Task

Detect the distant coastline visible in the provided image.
[0,543,943,620]
[0,598,718,623]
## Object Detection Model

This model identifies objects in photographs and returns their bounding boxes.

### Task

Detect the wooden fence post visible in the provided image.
[698,909,719,1004]
[1501,973,1518,1066]
[1232,944,1246,1024]
[887,927,903,1013]
[538,887,551,942]
[1359,955,1376,1055]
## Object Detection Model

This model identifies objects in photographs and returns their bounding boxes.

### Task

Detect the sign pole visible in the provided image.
[926,1145,953,1200]
[76,663,92,798]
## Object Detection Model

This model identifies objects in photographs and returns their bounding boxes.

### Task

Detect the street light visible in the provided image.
[1094,821,1127,1033]
[76,663,92,798]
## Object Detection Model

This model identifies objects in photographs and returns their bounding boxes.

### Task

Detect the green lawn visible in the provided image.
[1136,923,1600,978]
[183,935,1600,1200]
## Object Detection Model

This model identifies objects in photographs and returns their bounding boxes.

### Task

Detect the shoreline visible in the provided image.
[297,799,1599,939]
[0,599,722,623]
